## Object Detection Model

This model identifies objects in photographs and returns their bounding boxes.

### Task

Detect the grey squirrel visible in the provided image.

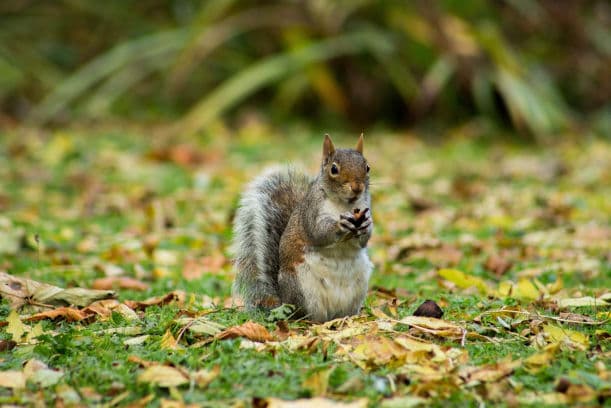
[232,134,373,322]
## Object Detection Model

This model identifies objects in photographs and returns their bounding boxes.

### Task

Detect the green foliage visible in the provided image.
[1,1,609,140]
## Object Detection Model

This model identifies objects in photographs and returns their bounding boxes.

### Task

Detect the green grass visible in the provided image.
[0,128,609,406]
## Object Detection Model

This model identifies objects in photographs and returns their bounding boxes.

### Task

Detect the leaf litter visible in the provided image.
[0,131,609,406]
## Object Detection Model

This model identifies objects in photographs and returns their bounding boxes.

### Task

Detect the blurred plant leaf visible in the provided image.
[180,29,392,134]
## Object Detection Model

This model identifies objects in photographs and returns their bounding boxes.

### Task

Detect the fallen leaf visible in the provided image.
[303,368,332,396]
[543,324,589,348]
[524,343,560,374]
[124,335,150,346]
[264,398,368,408]
[556,293,611,308]
[485,254,513,276]
[6,310,26,341]
[26,306,89,322]
[0,271,115,309]
[92,277,149,291]
[23,359,64,387]
[182,254,226,281]
[192,365,220,388]
[397,316,465,339]
[0,371,25,389]
[83,299,138,320]
[216,321,273,342]
[438,268,488,294]
[460,358,520,385]
[124,291,185,311]
[175,317,224,336]
[160,330,179,350]
[137,366,189,387]
[380,396,426,408]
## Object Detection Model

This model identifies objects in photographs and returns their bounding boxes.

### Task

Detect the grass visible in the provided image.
[0,127,609,406]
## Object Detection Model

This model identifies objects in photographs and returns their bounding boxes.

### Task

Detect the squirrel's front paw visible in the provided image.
[339,212,358,234]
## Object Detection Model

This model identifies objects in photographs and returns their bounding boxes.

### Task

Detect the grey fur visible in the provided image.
[232,138,373,321]
[232,168,311,309]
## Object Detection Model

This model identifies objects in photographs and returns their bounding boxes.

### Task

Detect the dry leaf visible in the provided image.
[23,359,64,387]
[182,254,226,281]
[160,330,179,350]
[556,294,611,308]
[192,365,220,388]
[264,398,368,408]
[26,306,89,322]
[543,324,589,348]
[524,343,559,373]
[0,371,25,389]
[216,321,273,342]
[397,316,465,338]
[6,310,26,341]
[460,358,520,385]
[124,290,185,311]
[83,299,138,320]
[0,271,115,309]
[92,277,149,291]
[137,365,189,387]
[437,268,488,294]
[303,368,332,396]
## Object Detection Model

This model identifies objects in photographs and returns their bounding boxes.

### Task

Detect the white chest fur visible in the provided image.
[296,245,372,322]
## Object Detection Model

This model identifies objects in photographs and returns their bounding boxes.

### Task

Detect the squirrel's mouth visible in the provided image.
[347,195,359,204]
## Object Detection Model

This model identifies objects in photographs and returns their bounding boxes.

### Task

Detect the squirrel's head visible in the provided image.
[320,134,370,204]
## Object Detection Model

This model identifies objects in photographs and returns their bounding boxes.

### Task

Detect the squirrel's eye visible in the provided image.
[366,164,370,173]
[331,163,339,175]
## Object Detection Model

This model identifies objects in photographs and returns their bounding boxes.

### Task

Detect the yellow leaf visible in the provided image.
[303,368,332,397]
[524,343,559,373]
[192,365,220,388]
[6,310,26,342]
[160,330,179,350]
[137,366,189,387]
[460,357,520,385]
[438,268,488,294]
[515,279,540,300]
[543,324,589,348]
[26,322,44,343]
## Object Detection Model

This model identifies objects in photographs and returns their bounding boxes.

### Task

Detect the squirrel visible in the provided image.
[232,134,373,322]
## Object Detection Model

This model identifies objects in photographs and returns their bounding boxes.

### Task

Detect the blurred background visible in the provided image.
[1,0,610,142]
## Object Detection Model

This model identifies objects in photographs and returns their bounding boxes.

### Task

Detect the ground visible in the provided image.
[0,127,609,407]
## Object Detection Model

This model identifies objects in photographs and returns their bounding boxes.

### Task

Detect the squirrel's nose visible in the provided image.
[351,183,363,195]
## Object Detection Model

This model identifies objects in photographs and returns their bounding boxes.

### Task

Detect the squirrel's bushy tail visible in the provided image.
[232,168,310,309]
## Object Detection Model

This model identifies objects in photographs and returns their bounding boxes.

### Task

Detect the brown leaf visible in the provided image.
[182,254,226,281]
[25,306,91,322]
[216,321,273,343]
[127,355,156,368]
[92,277,149,291]
[485,253,513,276]
[124,291,185,311]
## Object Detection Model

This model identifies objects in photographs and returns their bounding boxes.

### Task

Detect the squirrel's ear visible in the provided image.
[355,133,364,154]
[323,134,335,160]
